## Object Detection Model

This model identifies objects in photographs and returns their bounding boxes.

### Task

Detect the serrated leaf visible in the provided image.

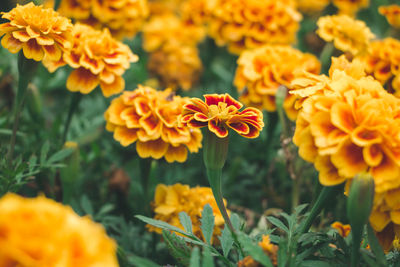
[46,148,74,164]
[200,204,215,245]
[219,224,234,257]
[162,230,191,266]
[127,254,161,267]
[295,204,309,215]
[202,246,215,267]
[179,211,193,234]
[238,232,274,267]
[231,213,241,231]
[189,247,200,267]
[367,224,387,267]
[267,216,289,233]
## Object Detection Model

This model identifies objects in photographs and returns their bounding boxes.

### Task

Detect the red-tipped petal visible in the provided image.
[224,94,243,109]
[241,123,261,138]
[208,120,228,138]
[184,103,205,114]
[228,121,250,135]
[204,94,225,106]
[181,114,194,123]
[193,113,210,122]
[188,119,208,128]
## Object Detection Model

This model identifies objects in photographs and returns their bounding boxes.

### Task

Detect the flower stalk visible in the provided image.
[62,93,82,144]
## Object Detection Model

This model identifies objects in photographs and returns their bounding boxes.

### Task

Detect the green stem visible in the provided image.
[299,185,342,234]
[140,158,154,216]
[319,43,335,74]
[351,228,362,267]
[62,93,82,144]
[291,177,300,212]
[54,0,62,10]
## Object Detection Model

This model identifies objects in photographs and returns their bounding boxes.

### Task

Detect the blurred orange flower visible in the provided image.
[180,94,264,138]
[0,193,118,267]
[296,0,330,14]
[44,23,137,97]
[316,15,375,55]
[331,221,351,237]
[104,85,202,163]
[234,45,321,120]
[147,183,228,243]
[379,5,400,29]
[0,2,72,61]
[208,0,302,54]
[238,235,278,266]
[332,0,369,16]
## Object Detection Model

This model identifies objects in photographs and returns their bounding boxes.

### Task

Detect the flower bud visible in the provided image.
[203,130,229,170]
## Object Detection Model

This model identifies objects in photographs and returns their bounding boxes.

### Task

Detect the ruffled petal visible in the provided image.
[208,120,228,138]
[67,68,99,94]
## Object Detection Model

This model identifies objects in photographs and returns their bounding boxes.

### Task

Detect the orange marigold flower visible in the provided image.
[234,45,321,120]
[259,235,279,266]
[296,0,330,14]
[208,0,302,54]
[0,2,72,61]
[147,43,202,90]
[316,15,375,55]
[0,193,118,267]
[180,0,213,27]
[104,85,202,163]
[44,23,137,97]
[332,0,369,17]
[180,94,264,139]
[331,221,351,237]
[379,5,400,29]
[147,183,228,244]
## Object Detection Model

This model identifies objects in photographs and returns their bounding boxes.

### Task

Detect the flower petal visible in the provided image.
[136,139,169,159]
[331,139,368,178]
[208,120,228,138]
[114,126,138,146]
[67,68,99,94]
[1,33,23,53]
[100,75,125,97]
[165,145,188,163]
[22,39,44,61]
[227,121,250,135]
[43,45,62,61]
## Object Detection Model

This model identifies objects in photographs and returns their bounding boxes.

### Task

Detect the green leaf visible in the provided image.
[40,141,50,164]
[231,213,241,230]
[237,232,274,267]
[219,224,234,257]
[300,260,332,267]
[179,211,193,234]
[46,148,74,164]
[200,204,215,245]
[267,216,289,233]
[189,247,201,267]
[162,230,191,266]
[202,246,215,267]
[126,254,161,267]
[80,195,94,215]
[367,223,387,267]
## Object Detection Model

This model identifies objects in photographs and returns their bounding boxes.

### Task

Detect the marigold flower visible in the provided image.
[208,0,302,54]
[331,221,351,238]
[0,2,72,61]
[147,183,228,243]
[0,193,118,267]
[234,45,320,120]
[296,0,330,14]
[332,0,369,16]
[180,0,213,27]
[104,85,202,162]
[180,93,264,139]
[44,23,137,97]
[379,5,400,29]
[147,42,202,90]
[316,15,375,55]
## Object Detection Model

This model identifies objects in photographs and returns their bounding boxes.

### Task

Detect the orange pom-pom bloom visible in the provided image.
[45,23,138,97]
[104,85,202,163]
[379,5,400,29]
[0,2,72,61]
[0,193,118,267]
[180,94,264,139]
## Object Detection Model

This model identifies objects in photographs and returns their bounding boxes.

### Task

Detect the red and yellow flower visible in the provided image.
[331,221,351,238]
[0,2,72,61]
[379,5,400,29]
[104,85,202,163]
[44,23,137,97]
[180,94,264,139]
[234,45,321,120]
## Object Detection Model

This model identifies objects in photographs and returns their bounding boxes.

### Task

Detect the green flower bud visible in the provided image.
[203,130,229,170]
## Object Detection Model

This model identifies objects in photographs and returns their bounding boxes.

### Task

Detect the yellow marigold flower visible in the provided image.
[180,0,213,27]
[234,45,321,120]
[148,43,202,91]
[180,94,264,139]
[104,85,202,163]
[316,15,375,55]
[0,193,118,267]
[332,0,369,17]
[147,183,228,243]
[331,221,351,237]
[259,235,278,266]
[208,0,302,54]
[296,0,330,14]
[357,38,400,97]
[379,5,400,29]
[0,2,72,61]
[44,23,138,97]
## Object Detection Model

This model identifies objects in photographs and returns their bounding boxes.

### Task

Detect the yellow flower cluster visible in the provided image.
[208,0,302,54]
[0,193,118,267]
[104,85,202,163]
[358,38,400,96]
[332,0,369,16]
[45,23,138,97]
[292,56,400,250]
[0,2,73,61]
[234,45,320,120]
[316,15,375,55]
[147,183,228,243]
[379,5,400,29]
[55,0,149,39]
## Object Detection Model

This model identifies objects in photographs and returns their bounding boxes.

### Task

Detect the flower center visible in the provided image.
[208,102,235,121]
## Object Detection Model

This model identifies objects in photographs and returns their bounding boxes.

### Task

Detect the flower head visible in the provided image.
[332,0,369,16]
[331,221,351,238]
[208,0,302,54]
[180,94,264,139]
[379,5,400,29]
[234,45,320,120]
[0,2,72,61]
[316,15,375,55]
[0,193,118,267]
[104,85,202,163]
[147,183,228,243]
[44,23,137,97]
